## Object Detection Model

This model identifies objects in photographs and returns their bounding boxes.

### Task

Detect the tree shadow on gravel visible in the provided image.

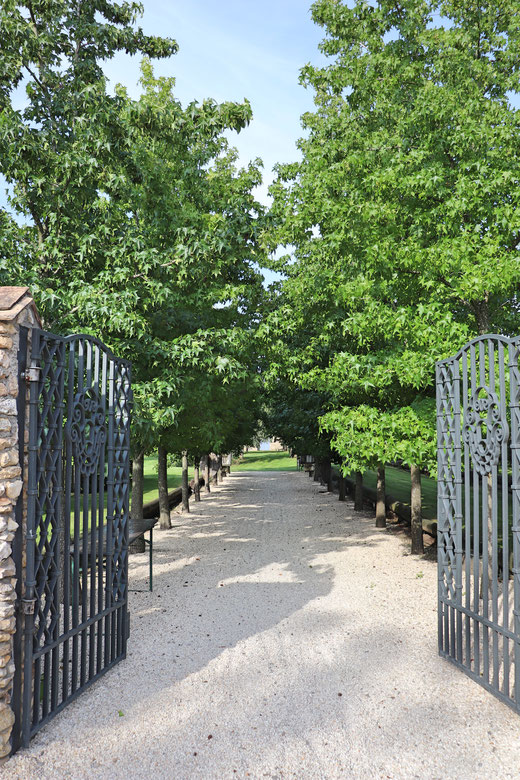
[126,471,391,690]
[12,472,506,779]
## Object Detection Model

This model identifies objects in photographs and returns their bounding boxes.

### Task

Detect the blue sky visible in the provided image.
[103,1,326,206]
[2,2,325,285]
[2,2,325,208]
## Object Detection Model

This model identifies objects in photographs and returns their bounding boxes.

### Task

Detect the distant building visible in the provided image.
[245,438,285,452]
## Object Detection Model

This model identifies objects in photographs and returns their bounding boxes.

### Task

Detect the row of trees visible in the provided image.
[3,0,520,549]
[0,1,265,527]
[260,0,520,553]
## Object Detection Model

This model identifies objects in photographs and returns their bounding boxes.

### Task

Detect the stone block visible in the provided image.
[0,324,15,335]
[5,481,21,501]
[0,741,11,760]
[0,398,15,415]
[0,467,21,480]
[0,558,15,578]
[0,703,14,732]
[0,662,14,679]
[0,603,15,619]
[0,337,13,350]
[0,418,10,433]
[0,618,15,634]
[0,450,18,468]
[7,375,18,396]
[0,542,11,562]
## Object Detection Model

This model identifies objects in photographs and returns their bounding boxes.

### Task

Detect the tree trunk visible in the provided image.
[338,473,346,501]
[375,464,386,528]
[473,298,490,336]
[355,471,363,511]
[313,459,321,483]
[322,458,333,491]
[181,450,190,513]
[130,451,145,552]
[410,464,423,554]
[193,458,201,502]
[217,454,223,483]
[204,453,211,493]
[319,458,326,486]
[158,445,171,530]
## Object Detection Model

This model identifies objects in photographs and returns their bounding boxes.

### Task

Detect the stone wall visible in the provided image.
[0,288,40,762]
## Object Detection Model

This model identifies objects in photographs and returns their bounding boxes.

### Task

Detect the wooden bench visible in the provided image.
[70,516,158,596]
[128,517,157,591]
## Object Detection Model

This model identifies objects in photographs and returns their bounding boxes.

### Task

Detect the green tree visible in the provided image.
[0,2,266,527]
[266,0,520,544]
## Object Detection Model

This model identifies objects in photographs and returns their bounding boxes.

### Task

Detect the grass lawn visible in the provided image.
[233,451,297,472]
[350,465,437,519]
[142,455,193,505]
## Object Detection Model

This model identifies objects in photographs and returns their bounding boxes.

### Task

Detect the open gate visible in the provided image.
[12,328,131,750]
[436,334,520,711]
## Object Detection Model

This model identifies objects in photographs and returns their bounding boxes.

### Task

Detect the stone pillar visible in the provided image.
[0,288,40,762]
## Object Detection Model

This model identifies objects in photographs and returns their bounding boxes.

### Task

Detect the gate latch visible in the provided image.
[21,598,36,615]
[21,366,40,382]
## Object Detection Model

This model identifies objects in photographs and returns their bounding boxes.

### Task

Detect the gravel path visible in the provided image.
[6,470,520,779]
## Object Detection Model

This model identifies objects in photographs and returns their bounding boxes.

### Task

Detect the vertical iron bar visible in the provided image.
[479,339,490,684]
[509,342,520,709]
[470,343,481,677]
[11,327,28,752]
[106,359,115,665]
[499,341,510,697]
[72,339,84,694]
[487,340,500,690]
[120,363,131,656]
[80,340,89,686]
[22,328,41,747]
[462,349,471,669]
[449,362,456,659]
[62,340,75,703]
[50,341,66,714]
[436,363,446,655]
[97,349,107,673]
[452,358,463,663]
[88,342,97,679]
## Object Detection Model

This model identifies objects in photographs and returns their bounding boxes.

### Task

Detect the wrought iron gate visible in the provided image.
[12,328,131,750]
[436,334,520,711]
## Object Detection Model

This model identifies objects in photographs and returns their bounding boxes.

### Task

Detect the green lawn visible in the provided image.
[350,465,437,519]
[233,451,297,471]
[142,455,193,504]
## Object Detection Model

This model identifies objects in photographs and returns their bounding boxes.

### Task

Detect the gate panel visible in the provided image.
[17,329,131,747]
[437,335,520,711]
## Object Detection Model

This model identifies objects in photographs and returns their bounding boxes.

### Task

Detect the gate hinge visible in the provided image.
[21,366,40,382]
[21,598,36,615]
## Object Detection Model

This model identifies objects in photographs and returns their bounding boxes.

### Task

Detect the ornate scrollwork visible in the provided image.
[463,386,508,476]
[68,388,106,476]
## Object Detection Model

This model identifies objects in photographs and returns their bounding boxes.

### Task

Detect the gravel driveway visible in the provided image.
[5,470,520,779]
